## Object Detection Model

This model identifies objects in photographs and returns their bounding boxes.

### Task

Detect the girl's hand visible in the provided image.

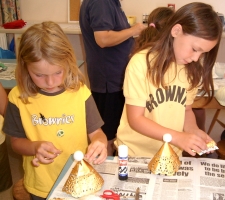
[196,130,216,154]
[32,141,61,167]
[181,105,214,155]
[187,128,215,154]
[193,128,213,143]
[86,128,108,165]
[85,140,107,165]
[172,131,208,156]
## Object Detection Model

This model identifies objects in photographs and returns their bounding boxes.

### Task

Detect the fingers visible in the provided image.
[36,149,60,161]
[31,155,56,167]
[206,135,213,143]
[39,142,62,156]
[32,157,40,167]
[186,144,203,156]
[85,141,107,165]
[33,141,62,167]
[174,132,208,156]
[181,134,217,156]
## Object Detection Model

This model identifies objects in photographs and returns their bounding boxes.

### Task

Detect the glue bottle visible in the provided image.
[142,13,148,24]
[118,145,128,180]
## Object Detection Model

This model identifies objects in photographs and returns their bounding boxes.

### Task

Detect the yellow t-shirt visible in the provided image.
[116,50,198,157]
[3,85,103,198]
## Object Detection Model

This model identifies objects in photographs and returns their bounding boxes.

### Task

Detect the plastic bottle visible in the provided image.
[142,13,148,24]
[142,13,146,24]
[118,145,128,180]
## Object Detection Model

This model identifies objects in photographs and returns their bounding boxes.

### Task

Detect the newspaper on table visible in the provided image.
[0,63,16,80]
[47,156,225,200]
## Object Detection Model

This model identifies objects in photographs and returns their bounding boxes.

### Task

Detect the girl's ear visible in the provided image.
[171,24,182,37]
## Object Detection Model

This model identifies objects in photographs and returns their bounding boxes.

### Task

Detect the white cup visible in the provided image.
[215,63,225,78]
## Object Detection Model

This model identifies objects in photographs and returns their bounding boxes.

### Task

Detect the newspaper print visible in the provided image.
[47,157,225,200]
[0,63,16,80]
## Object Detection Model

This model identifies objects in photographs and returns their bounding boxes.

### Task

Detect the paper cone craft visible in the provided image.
[148,133,181,176]
[62,151,104,198]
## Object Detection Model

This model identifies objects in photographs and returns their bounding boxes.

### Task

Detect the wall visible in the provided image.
[20,0,225,24]
[20,0,68,23]
[120,0,225,23]
[19,0,225,63]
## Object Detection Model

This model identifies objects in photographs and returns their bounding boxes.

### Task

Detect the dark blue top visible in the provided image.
[79,0,134,93]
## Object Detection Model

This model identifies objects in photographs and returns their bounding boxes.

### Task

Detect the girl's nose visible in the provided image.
[46,76,54,86]
[192,52,202,62]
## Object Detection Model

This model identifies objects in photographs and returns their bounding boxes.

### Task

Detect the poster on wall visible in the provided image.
[68,0,82,23]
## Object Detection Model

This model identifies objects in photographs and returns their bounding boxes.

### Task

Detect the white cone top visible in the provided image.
[163,133,172,143]
[73,150,84,161]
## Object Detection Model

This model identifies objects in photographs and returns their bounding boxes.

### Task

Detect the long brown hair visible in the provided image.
[16,21,85,103]
[134,7,174,51]
[132,3,222,104]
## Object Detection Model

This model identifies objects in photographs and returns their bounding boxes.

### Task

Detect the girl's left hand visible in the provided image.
[86,128,108,164]
[85,140,107,165]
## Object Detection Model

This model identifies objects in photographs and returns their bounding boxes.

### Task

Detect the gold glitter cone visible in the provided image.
[62,152,104,198]
[148,133,181,176]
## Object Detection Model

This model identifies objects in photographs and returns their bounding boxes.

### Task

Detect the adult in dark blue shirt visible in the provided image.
[80,0,146,155]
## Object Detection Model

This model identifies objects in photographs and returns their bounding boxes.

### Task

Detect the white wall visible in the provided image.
[20,0,68,23]
[18,0,225,85]
[120,0,225,23]
[19,0,225,63]
[20,0,225,24]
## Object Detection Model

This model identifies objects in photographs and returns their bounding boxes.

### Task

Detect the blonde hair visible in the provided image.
[16,21,85,103]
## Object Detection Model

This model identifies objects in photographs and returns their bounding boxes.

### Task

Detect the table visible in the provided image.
[47,156,225,200]
[192,73,225,134]
[0,59,84,89]
[0,22,81,34]
[193,96,225,135]
[192,96,224,109]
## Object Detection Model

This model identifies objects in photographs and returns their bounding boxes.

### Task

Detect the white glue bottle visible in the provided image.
[118,145,128,180]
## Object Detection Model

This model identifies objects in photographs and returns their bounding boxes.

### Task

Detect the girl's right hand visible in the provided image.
[173,132,208,156]
[32,141,61,167]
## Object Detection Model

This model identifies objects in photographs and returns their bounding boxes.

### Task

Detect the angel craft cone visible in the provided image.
[148,133,181,175]
[62,151,104,198]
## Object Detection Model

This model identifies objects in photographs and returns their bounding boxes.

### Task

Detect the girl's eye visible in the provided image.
[36,74,43,77]
[56,71,62,75]
[192,48,197,52]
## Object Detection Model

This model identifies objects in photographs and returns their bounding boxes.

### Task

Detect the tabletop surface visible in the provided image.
[0,22,81,34]
[47,155,225,200]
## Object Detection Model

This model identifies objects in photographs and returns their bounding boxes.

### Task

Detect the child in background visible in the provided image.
[115,2,222,157]
[133,7,174,52]
[0,83,12,192]
[3,21,107,200]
